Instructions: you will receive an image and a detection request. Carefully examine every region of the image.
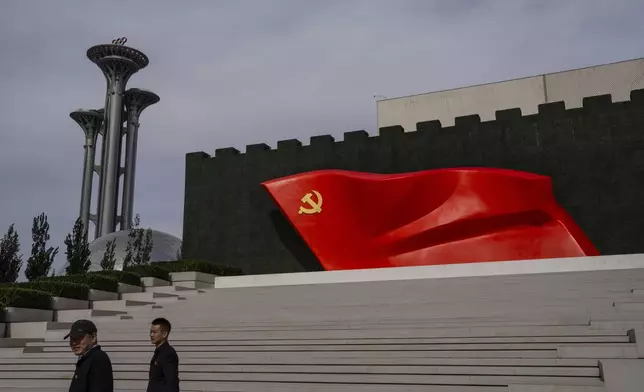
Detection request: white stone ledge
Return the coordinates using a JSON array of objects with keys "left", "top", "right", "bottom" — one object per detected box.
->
[
  {"left": 173, "top": 281, "right": 213, "bottom": 289},
  {"left": 141, "top": 277, "right": 170, "bottom": 287},
  {"left": 50, "top": 297, "right": 89, "bottom": 310},
  {"left": 214, "top": 254, "right": 644, "bottom": 289},
  {"left": 88, "top": 289, "right": 119, "bottom": 301},
  {"left": 170, "top": 271, "right": 216, "bottom": 289},
  {"left": 0, "top": 337, "right": 42, "bottom": 347},
  {"left": 599, "top": 359, "right": 644, "bottom": 392},
  {"left": 170, "top": 271, "right": 216, "bottom": 283},
  {"left": 0, "top": 308, "right": 53, "bottom": 323},
  {"left": 4, "top": 321, "right": 66, "bottom": 339},
  {"left": 117, "top": 283, "right": 143, "bottom": 294}
]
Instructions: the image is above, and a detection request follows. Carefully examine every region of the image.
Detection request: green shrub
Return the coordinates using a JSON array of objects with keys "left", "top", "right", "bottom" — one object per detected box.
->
[
  {"left": 156, "top": 260, "right": 243, "bottom": 276},
  {"left": 0, "top": 287, "right": 52, "bottom": 310},
  {"left": 123, "top": 264, "right": 170, "bottom": 281},
  {"left": 9, "top": 281, "right": 90, "bottom": 300},
  {"left": 40, "top": 274, "right": 119, "bottom": 293},
  {"left": 92, "top": 270, "right": 142, "bottom": 287}
]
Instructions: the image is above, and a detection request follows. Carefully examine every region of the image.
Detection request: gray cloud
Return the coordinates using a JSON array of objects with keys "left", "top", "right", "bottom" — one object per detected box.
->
[{"left": 1, "top": 0, "right": 643, "bottom": 276}]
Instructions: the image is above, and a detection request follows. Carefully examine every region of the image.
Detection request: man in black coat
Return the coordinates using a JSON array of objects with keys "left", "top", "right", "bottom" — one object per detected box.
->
[
  {"left": 66, "top": 319, "right": 114, "bottom": 392},
  {"left": 147, "top": 317, "right": 180, "bottom": 392}
]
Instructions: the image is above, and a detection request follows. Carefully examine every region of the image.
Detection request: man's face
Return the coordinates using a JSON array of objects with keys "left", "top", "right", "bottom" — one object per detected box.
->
[
  {"left": 69, "top": 334, "right": 95, "bottom": 355},
  {"left": 150, "top": 324, "right": 168, "bottom": 345}
]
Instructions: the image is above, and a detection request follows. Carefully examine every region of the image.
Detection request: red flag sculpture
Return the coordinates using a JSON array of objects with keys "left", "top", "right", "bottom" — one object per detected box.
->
[{"left": 262, "top": 168, "right": 599, "bottom": 271}]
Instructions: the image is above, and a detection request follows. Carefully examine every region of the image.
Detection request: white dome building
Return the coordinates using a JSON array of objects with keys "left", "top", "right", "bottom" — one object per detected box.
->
[{"left": 61, "top": 229, "right": 182, "bottom": 273}]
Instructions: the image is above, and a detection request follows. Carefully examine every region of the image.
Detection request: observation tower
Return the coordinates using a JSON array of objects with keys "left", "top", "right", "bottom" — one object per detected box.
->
[{"left": 70, "top": 37, "right": 158, "bottom": 239}]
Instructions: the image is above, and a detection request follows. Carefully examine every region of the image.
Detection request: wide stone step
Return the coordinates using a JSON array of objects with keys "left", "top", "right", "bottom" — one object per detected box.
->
[
  {"left": 0, "top": 371, "right": 605, "bottom": 387},
  {"left": 27, "top": 334, "right": 630, "bottom": 347},
  {"left": 187, "top": 298, "right": 625, "bottom": 310},
  {"left": 0, "top": 356, "right": 600, "bottom": 367},
  {"left": 166, "top": 305, "right": 604, "bottom": 318},
  {"left": 121, "top": 300, "right": 617, "bottom": 313},
  {"left": 26, "top": 342, "right": 631, "bottom": 352},
  {"left": 0, "top": 348, "right": 24, "bottom": 358},
  {"left": 137, "top": 310, "right": 618, "bottom": 325},
  {"left": 72, "top": 315, "right": 598, "bottom": 327},
  {"left": 24, "top": 335, "right": 630, "bottom": 348},
  {"left": 185, "top": 288, "right": 634, "bottom": 304},
  {"left": 0, "top": 338, "right": 44, "bottom": 347},
  {"left": 91, "top": 300, "right": 156, "bottom": 311},
  {"left": 80, "top": 314, "right": 618, "bottom": 329},
  {"left": 0, "top": 383, "right": 509, "bottom": 392},
  {"left": 135, "top": 287, "right": 629, "bottom": 300},
  {"left": 145, "top": 285, "right": 205, "bottom": 295},
  {"left": 87, "top": 309, "right": 595, "bottom": 323},
  {"left": 74, "top": 311, "right": 599, "bottom": 326},
  {"left": 119, "top": 292, "right": 181, "bottom": 302},
  {"left": 0, "top": 386, "right": 601, "bottom": 392},
  {"left": 72, "top": 325, "right": 629, "bottom": 340},
  {"left": 111, "top": 310, "right": 174, "bottom": 320},
  {"left": 17, "top": 349, "right": 561, "bottom": 358},
  {"left": 591, "top": 320, "right": 644, "bottom": 330},
  {"left": 613, "top": 301, "right": 644, "bottom": 312},
  {"left": 54, "top": 309, "right": 127, "bottom": 322},
  {"left": 508, "top": 386, "right": 605, "bottom": 392},
  {"left": 631, "top": 289, "right": 644, "bottom": 298},
  {"left": 591, "top": 312, "right": 644, "bottom": 323},
  {"left": 157, "top": 310, "right": 590, "bottom": 321},
  {"left": 173, "top": 298, "right": 620, "bottom": 308},
  {"left": 83, "top": 321, "right": 602, "bottom": 335},
  {"left": 557, "top": 344, "right": 639, "bottom": 358},
  {"left": 0, "top": 363, "right": 600, "bottom": 377}
]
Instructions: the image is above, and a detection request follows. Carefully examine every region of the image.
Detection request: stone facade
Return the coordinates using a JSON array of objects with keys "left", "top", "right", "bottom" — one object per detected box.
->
[{"left": 183, "top": 90, "right": 644, "bottom": 274}]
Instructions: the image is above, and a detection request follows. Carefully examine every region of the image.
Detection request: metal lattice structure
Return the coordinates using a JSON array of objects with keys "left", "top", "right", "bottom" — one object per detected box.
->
[{"left": 70, "top": 38, "right": 159, "bottom": 239}]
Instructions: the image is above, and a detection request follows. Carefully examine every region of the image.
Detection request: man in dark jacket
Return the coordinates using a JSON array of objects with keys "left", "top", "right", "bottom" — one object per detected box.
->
[
  {"left": 147, "top": 317, "right": 179, "bottom": 392},
  {"left": 66, "top": 319, "right": 114, "bottom": 392}
]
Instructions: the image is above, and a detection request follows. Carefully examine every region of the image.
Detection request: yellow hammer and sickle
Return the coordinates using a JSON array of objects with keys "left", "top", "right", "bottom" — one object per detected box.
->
[{"left": 298, "top": 190, "right": 323, "bottom": 215}]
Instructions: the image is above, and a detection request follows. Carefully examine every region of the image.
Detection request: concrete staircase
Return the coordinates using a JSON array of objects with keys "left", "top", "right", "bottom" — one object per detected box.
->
[{"left": 1, "top": 254, "right": 644, "bottom": 391}]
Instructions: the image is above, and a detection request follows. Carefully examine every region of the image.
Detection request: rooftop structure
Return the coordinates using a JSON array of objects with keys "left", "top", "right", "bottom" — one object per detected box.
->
[{"left": 377, "top": 57, "right": 644, "bottom": 131}]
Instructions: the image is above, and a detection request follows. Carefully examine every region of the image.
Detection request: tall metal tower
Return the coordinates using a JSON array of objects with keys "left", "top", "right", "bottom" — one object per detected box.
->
[
  {"left": 71, "top": 38, "right": 158, "bottom": 239},
  {"left": 121, "top": 88, "right": 160, "bottom": 230},
  {"left": 69, "top": 109, "right": 103, "bottom": 233}
]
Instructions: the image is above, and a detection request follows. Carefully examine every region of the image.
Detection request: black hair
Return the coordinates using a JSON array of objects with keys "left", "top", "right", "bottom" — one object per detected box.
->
[{"left": 151, "top": 317, "right": 172, "bottom": 333}]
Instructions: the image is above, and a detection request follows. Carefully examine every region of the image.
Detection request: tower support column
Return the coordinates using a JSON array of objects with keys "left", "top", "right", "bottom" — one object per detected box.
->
[
  {"left": 121, "top": 88, "right": 159, "bottom": 230},
  {"left": 121, "top": 112, "right": 138, "bottom": 229},
  {"left": 81, "top": 139, "right": 96, "bottom": 231},
  {"left": 98, "top": 81, "right": 125, "bottom": 236},
  {"left": 70, "top": 109, "right": 103, "bottom": 236},
  {"left": 95, "top": 92, "right": 110, "bottom": 238}
]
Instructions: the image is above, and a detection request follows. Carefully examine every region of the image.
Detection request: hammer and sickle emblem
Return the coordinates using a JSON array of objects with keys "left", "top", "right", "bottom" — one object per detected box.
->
[{"left": 298, "top": 190, "right": 323, "bottom": 215}]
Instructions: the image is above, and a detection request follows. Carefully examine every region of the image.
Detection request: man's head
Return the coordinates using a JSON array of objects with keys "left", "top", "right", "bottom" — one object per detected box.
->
[
  {"left": 64, "top": 319, "right": 98, "bottom": 356},
  {"left": 150, "top": 317, "right": 171, "bottom": 346}
]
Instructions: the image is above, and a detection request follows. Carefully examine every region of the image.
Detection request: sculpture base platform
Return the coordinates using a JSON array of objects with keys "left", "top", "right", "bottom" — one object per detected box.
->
[{"left": 214, "top": 254, "right": 644, "bottom": 289}]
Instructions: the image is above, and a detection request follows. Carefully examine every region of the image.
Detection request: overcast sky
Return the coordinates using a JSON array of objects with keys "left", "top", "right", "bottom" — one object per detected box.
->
[{"left": 1, "top": 0, "right": 643, "bottom": 276}]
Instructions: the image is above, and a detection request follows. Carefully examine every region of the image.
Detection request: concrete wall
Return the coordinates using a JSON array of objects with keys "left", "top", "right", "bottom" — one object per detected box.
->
[
  {"left": 183, "top": 90, "right": 644, "bottom": 275},
  {"left": 377, "top": 58, "right": 644, "bottom": 129}
]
